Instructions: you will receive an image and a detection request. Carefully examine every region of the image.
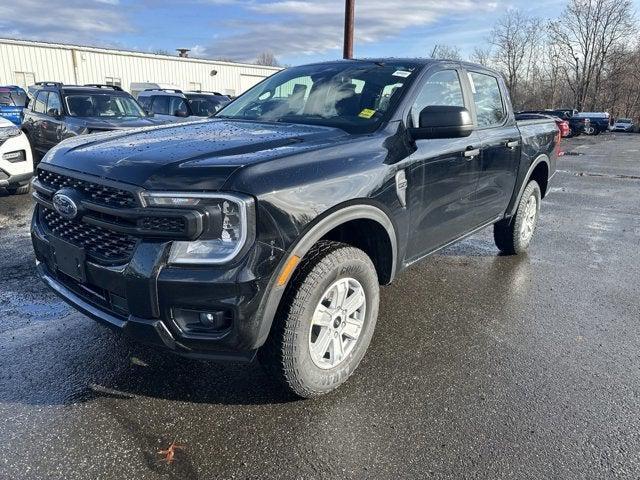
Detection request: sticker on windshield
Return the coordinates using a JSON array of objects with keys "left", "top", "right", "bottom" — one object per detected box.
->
[
  {"left": 358, "top": 108, "right": 376, "bottom": 119},
  {"left": 392, "top": 70, "right": 412, "bottom": 78}
]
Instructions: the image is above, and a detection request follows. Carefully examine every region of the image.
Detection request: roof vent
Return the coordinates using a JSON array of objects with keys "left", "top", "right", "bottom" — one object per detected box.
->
[{"left": 176, "top": 48, "right": 190, "bottom": 58}]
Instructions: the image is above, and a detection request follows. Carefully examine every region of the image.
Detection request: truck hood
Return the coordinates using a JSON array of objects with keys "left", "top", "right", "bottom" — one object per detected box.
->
[{"left": 43, "top": 119, "right": 350, "bottom": 190}]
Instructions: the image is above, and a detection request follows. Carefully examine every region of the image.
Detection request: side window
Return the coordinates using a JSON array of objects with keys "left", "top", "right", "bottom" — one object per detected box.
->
[
  {"left": 411, "top": 70, "right": 464, "bottom": 126},
  {"left": 137, "top": 96, "right": 151, "bottom": 110},
  {"left": 34, "top": 91, "right": 48, "bottom": 114},
  {"left": 151, "top": 96, "right": 170, "bottom": 115},
  {"left": 46, "top": 92, "right": 62, "bottom": 116},
  {"left": 468, "top": 72, "right": 505, "bottom": 128},
  {"left": 169, "top": 97, "right": 189, "bottom": 116}
]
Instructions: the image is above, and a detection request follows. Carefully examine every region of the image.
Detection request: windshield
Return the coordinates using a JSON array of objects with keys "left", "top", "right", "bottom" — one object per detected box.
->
[
  {"left": 217, "top": 61, "right": 419, "bottom": 134},
  {"left": 186, "top": 94, "right": 230, "bottom": 117},
  {"left": 0, "top": 88, "right": 27, "bottom": 107},
  {"left": 65, "top": 94, "right": 146, "bottom": 118},
  {"left": 618, "top": 118, "right": 631, "bottom": 123}
]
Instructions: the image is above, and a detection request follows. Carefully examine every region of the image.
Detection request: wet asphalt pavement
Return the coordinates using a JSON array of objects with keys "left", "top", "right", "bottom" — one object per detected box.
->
[{"left": 1, "top": 134, "right": 639, "bottom": 479}]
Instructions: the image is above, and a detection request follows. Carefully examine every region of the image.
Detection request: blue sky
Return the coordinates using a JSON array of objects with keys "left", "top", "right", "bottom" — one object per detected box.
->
[{"left": 0, "top": 0, "right": 638, "bottom": 65}]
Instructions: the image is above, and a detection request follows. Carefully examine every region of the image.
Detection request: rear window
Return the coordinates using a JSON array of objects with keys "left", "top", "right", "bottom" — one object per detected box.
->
[
  {"left": 468, "top": 71, "right": 506, "bottom": 128},
  {"left": 34, "top": 91, "right": 48, "bottom": 114},
  {"left": 0, "top": 88, "right": 28, "bottom": 107}
]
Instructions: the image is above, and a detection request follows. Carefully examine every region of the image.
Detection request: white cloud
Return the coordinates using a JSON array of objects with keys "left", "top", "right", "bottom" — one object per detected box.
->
[
  {"left": 0, "top": 0, "right": 130, "bottom": 44},
  {"left": 206, "top": 0, "right": 498, "bottom": 61}
]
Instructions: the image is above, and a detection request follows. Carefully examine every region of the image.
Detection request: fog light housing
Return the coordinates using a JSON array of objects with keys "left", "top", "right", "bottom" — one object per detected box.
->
[{"left": 172, "top": 308, "right": 232, "bottom": 336}]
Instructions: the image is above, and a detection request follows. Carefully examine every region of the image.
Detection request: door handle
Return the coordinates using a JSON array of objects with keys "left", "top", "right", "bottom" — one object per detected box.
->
[
  {"left": 506, "top": 140, "right": 520, "bottom": 149},
  {"left": 464, "top": 148, "right": 480, "bottom": 159}
]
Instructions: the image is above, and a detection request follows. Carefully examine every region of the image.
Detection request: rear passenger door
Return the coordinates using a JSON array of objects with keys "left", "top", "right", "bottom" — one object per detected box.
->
[{"left": 466, "top": 70, "right": 521, "bottom": 222}]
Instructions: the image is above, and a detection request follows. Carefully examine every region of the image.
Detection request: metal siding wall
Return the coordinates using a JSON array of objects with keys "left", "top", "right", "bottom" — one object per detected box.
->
[
  {"left": 0, "top": 41, "right": 280, "bottom": 95},
  {"left": 0, "top": 43, "right": 76, "bottom": 85}
]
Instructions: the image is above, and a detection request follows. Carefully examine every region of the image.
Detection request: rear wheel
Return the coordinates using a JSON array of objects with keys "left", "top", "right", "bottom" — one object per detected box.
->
[
  {"left": 494, "top": 180, "right": 541, "bottom": 255},
  {"left": 259, "top": 240, "right": 380, "bottom": 398}
]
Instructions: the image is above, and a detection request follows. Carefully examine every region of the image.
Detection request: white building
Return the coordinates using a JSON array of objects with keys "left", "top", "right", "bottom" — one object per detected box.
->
[{"left": 0, "top": 38, "right": 281, "bottom": 97}]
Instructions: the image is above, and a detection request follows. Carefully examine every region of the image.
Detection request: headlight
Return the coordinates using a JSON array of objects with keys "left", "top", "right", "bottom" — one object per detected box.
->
[
  {"left": 0, "top": 126, "right": 21, "bottom": 145},
  {"left": 141, "top": 192, "right": 254, "bottom": 265}
]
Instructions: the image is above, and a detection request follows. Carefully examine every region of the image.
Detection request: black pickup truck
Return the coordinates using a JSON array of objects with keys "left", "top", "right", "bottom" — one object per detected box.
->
[{"left": 31, "top": 59, "right": 558, "bottom": 397}]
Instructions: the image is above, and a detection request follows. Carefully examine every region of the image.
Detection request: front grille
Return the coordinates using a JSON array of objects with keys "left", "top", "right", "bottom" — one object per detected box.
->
[
  {"left": 41, "top": 207, "right": 138, "bottom": 262},
  {"left": 38, "top": 170, "right": 137, "bottom": 208},
  {"left": 139, "top": 216, "right": 186, "bottom": 233},
  {"left": 34, "top": 167, "right": 203, "bottom": 266}
]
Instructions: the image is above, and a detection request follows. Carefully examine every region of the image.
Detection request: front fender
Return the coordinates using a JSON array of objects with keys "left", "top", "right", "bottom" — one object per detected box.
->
[{"left": 249, "top": 202, "right": 398, "bottom": 350}]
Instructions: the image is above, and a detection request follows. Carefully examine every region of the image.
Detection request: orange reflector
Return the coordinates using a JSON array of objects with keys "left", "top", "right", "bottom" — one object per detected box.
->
[{"left": 277, "top": 255, "right": 300, "bottom": 286}]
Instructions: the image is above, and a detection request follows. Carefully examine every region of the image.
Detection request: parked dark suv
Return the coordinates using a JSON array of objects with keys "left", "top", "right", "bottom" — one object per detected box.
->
[
  {"left": 21, "top": 83, "right": 166, "bottom": 162},
  {"left": 137, "top": 89, "right": 231, "bottom": 120}
]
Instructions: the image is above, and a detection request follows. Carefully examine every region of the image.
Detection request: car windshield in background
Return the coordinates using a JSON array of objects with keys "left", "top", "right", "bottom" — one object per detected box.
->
[
  {"left": 217, "top": 61, "right": 420, "bottom": 134},
  {"left": 617, "top": 118, "right": 631, "bottom": 123},
  {"left": 186, "top": 94, "right": 230, "bottom": 116},
  {"left": 65, "top": 94, "right": 146, "bottom": 118},
  {"left": 0, "top": 88, "right": 28, "bottom": 107}
]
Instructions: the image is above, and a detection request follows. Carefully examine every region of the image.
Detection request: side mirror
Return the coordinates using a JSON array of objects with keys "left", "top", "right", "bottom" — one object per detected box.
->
[
  {"left": 144, "top": 109, "right": 154, "bottom": 117},
  {"left": 174, "top": 110, "right": 189, "bottom": 118},
  {"left": 410, "top": 105, "right": 474, "bottom": 140},
  {"left": 47, "top": 108, "right": 60, "bottom": 117}
]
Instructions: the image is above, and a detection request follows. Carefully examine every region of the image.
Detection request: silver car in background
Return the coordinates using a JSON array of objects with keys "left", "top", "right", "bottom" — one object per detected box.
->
[{"left": 611, "top": 118, "right": 635, "bottom": 133}]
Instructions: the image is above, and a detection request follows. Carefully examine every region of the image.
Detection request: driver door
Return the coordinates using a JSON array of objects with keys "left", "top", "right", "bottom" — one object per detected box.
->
[{"left": 404, "top": 67, "right": 483, "bottom": 261}]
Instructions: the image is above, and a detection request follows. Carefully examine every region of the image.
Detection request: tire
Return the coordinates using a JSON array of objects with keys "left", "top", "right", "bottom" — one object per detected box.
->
[
  {"left": 7, "top": 184, "right": 30, "bottom": 195},
  {"left": 259, "top": 240, "right": 380, "bottom": 398},
  {"left": 493, "top": 180, "right": 541, "bottom": 255}
]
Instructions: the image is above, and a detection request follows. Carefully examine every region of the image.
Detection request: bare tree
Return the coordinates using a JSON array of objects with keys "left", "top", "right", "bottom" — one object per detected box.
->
[
  {"left": 428, "top": 44, "right": 462, "bottom": 60},
  {"left": 548, "top": 0, "right": 636, "bottom": 110},
  {"left": 255, "top": 51, "right": 281, "bottom": 67},
  {"left": 489, "top": 10, "right": 542, "bottom": 108},
  {"left": 470, "top": 46, "right": 492, "bottom": 66}
]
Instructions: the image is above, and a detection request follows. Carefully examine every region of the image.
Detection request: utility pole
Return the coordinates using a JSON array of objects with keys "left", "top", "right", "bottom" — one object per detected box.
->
[{"left": 343, "top": 0, "right": 355, "bottom": 59}]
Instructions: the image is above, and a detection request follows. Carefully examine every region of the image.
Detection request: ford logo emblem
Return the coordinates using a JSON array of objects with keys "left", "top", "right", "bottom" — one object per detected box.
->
[{"left": 52, "top": 191, "right": 79, "bottom": 220}]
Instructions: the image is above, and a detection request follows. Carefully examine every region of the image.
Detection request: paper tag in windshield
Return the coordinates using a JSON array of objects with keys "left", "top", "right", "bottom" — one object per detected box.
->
[
  {"left": 358, "top": 108, "right": 376, "bottom": 119},
  {"left": 392, "top": 70, "right": 412, "bottom": 78}
]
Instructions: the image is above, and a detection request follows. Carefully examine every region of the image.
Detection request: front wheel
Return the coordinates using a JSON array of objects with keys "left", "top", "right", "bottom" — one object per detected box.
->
[
  {"left": 494, "top": 180, "right": 541, "bottom": 255},
  {"left": 259, "top": 241, "right": 380, "bottom": 398}
]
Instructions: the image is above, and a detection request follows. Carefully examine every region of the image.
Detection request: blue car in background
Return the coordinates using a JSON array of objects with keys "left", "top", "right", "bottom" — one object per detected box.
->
[{"left": 0, "top": 86, "right": 28, "bottom": 125}]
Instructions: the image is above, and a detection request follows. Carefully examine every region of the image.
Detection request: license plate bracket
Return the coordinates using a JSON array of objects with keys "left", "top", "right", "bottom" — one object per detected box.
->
[{"left": 51, "top": 237, "right": 87, "bottom": 283}]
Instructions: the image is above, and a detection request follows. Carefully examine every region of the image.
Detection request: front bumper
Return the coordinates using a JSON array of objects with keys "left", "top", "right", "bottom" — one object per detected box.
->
[
  {"left": 32, "top": 214, "right": 285, "bottom": 361},
  {"left": 0, "top": 133, "right": 34, "bottom": 187},
  {"left": 0, "top": 171, "right": 32, "bottom": 187}
]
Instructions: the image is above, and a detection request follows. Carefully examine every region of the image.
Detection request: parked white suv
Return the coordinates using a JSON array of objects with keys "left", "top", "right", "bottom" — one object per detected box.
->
[{"left": 0, "top": 117, "right": 33, "bottom": 195}]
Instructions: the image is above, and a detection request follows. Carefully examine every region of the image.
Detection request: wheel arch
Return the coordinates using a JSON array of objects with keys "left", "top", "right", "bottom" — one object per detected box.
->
[
  {"left": 251, "top": 202, "right": 398, "bottom": 349},
  {"left": 508, "top": 154, "right": 550, "bottom": 217}
]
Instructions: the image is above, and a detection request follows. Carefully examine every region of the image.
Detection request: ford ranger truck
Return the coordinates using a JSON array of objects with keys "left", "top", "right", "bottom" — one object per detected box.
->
[{"left": 31, "top": 59, "right": 558, "bottom": 398}]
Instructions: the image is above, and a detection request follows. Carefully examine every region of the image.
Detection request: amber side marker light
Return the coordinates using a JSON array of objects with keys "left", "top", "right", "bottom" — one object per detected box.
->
[{"left": 277, "top": 255, "right": 300, "bottom": 286}]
